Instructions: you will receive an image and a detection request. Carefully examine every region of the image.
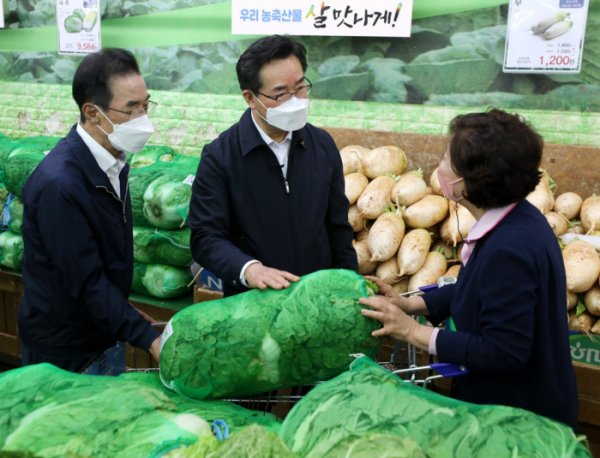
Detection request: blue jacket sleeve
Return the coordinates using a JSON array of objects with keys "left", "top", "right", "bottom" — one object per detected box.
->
[
  {"left": 188, "top": 144, "right": 254, "bottom": 288},
  {"left": 37, "top": 180, "right": 158, "bottom": 351},
  {"left": 423, "top": 284, "right": 456, "bottom": 327},
  {"left": 435, "top": 248, "right": 537, "bottom": 373},
  {"left": 325, "top": 137, "right": 359, "bottom": 271}
]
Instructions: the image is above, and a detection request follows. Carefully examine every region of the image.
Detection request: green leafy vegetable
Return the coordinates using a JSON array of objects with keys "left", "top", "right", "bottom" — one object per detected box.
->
[
  {"left": 206, "top": 424, "right": 299, "bottom": 458},
  {"left": 131, "top": 145, "right": 178, "bottom": 170},
  {"left": 576, "top": 301, "right": 587, "bottom": 317},
  {"left": 0, "top": 151, "right": 45, "bottom": 198},
  {"left": 81, "top": 10, "right": 98, "bottom": 32},
  {"left": 280, "top": 356, "right": 591, "bottom": 458},
  {"left": 133, "top": 226, "right": 192, "bottom": 267},
  {"left": 131, "top": 262, "right": 192, "bottom": 299},
  {"left": 159, "top": 269, "right": 381, "bottom": 400},
  {"left": 143, "top": 174, "right": 193, "bottom": 230},
  {"left": 0, "top": 230, "right": 24, "bottom": 271},
  {"left": 71, "top": 8, "right": 85, "bottom": 21},
  {"left": 325, "top": 434, "right": 426, "bottom": 458},
  {"left": 64, "top": 15, "right": 82, "bottom": 33},
  {"left": 7, "top": 198, "right": 23, "bottom": 234}
]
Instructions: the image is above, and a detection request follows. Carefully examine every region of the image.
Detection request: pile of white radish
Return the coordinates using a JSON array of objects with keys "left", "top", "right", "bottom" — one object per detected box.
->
[{"left": 341, "top": 144, "right": 600, "bottom": 337}]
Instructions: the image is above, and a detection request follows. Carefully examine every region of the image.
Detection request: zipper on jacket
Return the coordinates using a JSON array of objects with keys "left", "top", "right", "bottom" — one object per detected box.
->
[
  {"left": 96, "top": 170, "right": 129, "bottom": 224},
  {"left": 285, "top": 180, "right": 290, "bottom": 194}
]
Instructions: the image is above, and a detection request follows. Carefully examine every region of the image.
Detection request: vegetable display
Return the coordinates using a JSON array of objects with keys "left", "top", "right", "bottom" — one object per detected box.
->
[
  {"left": 159, "top": 269, "right": 380, "bottom": 400},
  {"left": 0, "top": 231, "right": 24, "bottom": 271},
  {"left": 132, "top": 262, "right": 193, "bottom": 299},
  {"left": 279, "top": 356, "right": 591, "bottom": 458},
  {"left": 133, "top": 226, "right": 193, "bottom": 267}
]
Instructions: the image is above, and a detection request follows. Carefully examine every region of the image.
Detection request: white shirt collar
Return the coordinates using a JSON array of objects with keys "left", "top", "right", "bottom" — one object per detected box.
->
[
  {"left": 76, "top": 123, "right": 126, "bottom": 173},
  {"left": 250, "top": 111, "right": 292, "bottom": 146}
]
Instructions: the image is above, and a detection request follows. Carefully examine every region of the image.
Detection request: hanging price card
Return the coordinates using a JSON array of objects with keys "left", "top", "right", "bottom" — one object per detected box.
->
[
  {"left": 56, "top": 0, "right": 101, "bottom": 55},
  {"left": 503, "top": 0, "right": 590, "bottom": 73}
]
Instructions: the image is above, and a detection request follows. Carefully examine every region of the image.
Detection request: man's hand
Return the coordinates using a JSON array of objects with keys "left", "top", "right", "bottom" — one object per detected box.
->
[
  {"left": 245, "top": 263, "right": 300, "bottom": 290},
  {"left": 149, "top": 337, "right": 161, "bottom": 363},
  {"left": 134, "top": 307, "right": 157, "bottom": 324}
]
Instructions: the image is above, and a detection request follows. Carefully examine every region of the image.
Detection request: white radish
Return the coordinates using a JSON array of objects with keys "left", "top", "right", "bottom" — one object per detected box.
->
[
  {"left": 397, "top": 229, "right": 431, "bottom": 277},
  {"left": 581, "top": 196, "right": 600, "bottom": 234},
  {"left": 356, "top": 228, "right": 370, "bottom": 242},
  {"left": 526, "top": 180, "right": 553, "bottom": 214},
  {"left": 376, "top": 258, "right": 401, "bottom": 285},
  {"left": 344, "top": 173, "right": 369, "bottom": 205},
  {"left": 441, "top": 202, "right": 475, "bottom": 246},
  {"left": 403, "top": 196, "right": 449, "bottom": 229},
  {"left": 425, "top": 187, "right": 434, "bottom": 196},
  {"left": 444, "top": 264, "right": 461, "bottom": 279},
  {"left": 568, "top": 310, "right": 595, "bottom": 335},
  {"left": 361, "top": 146, "right": 407, "bottom": 179},
  {"left": 544, "top": 20, "right": 572, "bottom": 40},
  {"left": 554, "top": 192, "right": 583, "bottom": 220},
  {"left": 348, "top": 204, "right": 366, "bottom": 232},
  {"left": 584, "top": 285, "right": 600, "bottom": 317},
  {"left": 408, "top": 251, "right": 447, "bottom": 291},
  {"left": 340, "top": 150, "right": 364, "bottom": 176},
  {"left": 356, "top": 176, "right": 396, "bottom": 220},
  {"left": 567, "top": 225, "right": 586, "bottom": 235},
  {"left": 562, "top": 240, "right": 600, "bottom": 293},
  {"left": 430, "top": 167, "right": 444, "bottom": 196},
  {"left": 530, "top": 12, "right": 568, "bottom": 34},
  {"left": 354, "top": 240, "right": 379, "bottom": 275},
  {"left": 593, "top": 319, "right": 600, "bottom": 335},
  {"left": 368, "top": 212, "right": 405, "bottom": 262},
  {"left": 567, "top": 291, "right": 578, "bottom": 311},
  {"left": 457, "top": 242, "right": 464, "bottom": 263},
  {"left": 545, "top": 211, "right": 568, "bottom": 237},
  {"left": 432, "top": 239, "right": 454, "bottom": 262},
  {"left": 391, "top": 174, "right": 427, "bottom": 207},
  {"left": 559, "top": 233, "right": 600, "bottom": 253},
  {"left": 393, "top": 277, "right": 411, "bottom": 295},
  {"left": 340, "top": 145, "right": 370, "bottom": 160}
]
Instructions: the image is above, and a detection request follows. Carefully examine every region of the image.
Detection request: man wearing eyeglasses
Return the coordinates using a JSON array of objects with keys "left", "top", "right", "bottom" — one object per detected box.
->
[
  {"left": 17, "top": 48, "right": 162, "bottom": 372},
  {"left": 188, "top": 35, "right": 358, "bottom": 297}
]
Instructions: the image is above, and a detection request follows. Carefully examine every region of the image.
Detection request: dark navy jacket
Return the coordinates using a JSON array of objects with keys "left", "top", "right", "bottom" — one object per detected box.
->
[
  {"left": 424, "top": 200, "right": 578, "bottom": 429},
  {"left": 188, "top": 109, "right": 358, "bottom": 297},
  {"left": 18, "top": 125, "right": 159, "bottom": 361}
]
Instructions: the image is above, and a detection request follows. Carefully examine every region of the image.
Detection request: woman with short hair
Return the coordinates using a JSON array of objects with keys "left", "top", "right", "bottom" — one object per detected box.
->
[{"left": 361, "top": 109, "right": 578, "bottom": 429}]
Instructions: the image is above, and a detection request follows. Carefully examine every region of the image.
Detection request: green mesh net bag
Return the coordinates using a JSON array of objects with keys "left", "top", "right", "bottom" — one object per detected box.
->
[
  {"left": 173, "top": 155, "right": 200, "bottom": 169},
  {"left": 7, "top": 198, "right": 23, "bottom": 234},
  {"left": 132, "top": 261, "right": 193, "bottom": 299},
  {"left": 0, "top": 230, "right": 24, "bottom": 271},
  {"left": 0, "top": 142, "right": 48, "bottom": 165},
  {"left": 119, "top": 372, "right": 282, "bottom": 434},
  {"left": 0, "top": 151, "right": 45, "bottom": 198},
  {"left": 133, "top": 226, "right": 192, "bottom": 267},
  {"left": 130, "top": 145, "right": 178, "bottom": 170},
  {"left": 0, "top": 364, "right": 215, "bottom": 458},
  {"left": 129, "top": 163, "right": 196, "bottom": 230},
  {"left": 159, "top": 269, "right": 381, "bottom": 401},
  {"left": 12, "top": 137, "right": 61, "bottom": 148},
  {"left": 279, "top": 356, "right": 592, "bottom": 458}
]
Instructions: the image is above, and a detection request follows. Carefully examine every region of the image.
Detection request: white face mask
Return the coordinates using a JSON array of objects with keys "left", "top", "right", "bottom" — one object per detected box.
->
[
  {"left": 95, "top": 105, "right": 154, "bottom": 154},
  {"left": 253, "top": 95, "right": 308, "bottom": 132}
]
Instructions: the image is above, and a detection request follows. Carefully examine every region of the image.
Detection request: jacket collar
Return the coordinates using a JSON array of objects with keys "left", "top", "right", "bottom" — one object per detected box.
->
[
  {"left": 65, "top": 124, "right": 116, "bottom": 190},
  {"left": 239, "top": 108, "right": 305, "bottom": 157}
]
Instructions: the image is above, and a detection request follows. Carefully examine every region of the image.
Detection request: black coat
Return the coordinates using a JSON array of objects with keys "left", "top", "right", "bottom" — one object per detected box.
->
[
  {"left": 424, "top": 200, "right": 578, "bottom": 429},
  {"left": 18, "top": 125, "right": 159, "bottom": 361},
  {"left": 188, "top": 109, "right": 358, "bottom": 297}
]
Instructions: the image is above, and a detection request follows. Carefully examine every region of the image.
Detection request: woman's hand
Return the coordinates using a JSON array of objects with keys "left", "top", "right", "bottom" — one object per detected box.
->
[
  {"left": 364, "top": 276, "right": 419, "bottom": 314},
  {"left": 359, "top": 296, "right": 418, "bottom": 341}
]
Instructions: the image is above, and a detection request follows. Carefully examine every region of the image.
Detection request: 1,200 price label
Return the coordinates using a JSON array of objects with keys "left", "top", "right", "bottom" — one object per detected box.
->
[
  {"left": 540, "top": 55, "right": 575, "bottom": 66},
  {"left": 77, "top": 43, "right": 97, "bottom": 51}
]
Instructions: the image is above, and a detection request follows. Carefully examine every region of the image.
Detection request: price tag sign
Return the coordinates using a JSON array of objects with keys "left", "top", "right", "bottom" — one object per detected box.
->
[
  {"left": 503, "top": 0, "right": 590, "bottom": 73},
  {"left": 56, "top": 0, "right": 101, "bottom": 55}
]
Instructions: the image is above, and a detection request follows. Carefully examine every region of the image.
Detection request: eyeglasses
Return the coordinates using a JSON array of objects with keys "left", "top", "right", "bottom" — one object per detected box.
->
[
  {"left": 106, "top": 100, "right": 158, "bottom": 120},
  {"left": 257, "top": 78, "right": 313, "bottom": 103}
]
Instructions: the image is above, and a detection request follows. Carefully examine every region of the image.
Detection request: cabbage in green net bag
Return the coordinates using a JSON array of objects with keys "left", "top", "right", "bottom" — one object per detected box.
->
[
  {"left": 0, "top": 151, "right": 45, "bottom": 198},
  {"left": 159, "top": 269, "right": 381, "bottom": 401},
  {"left": 12, "top": 137, "right": 61, "bottom": 148},
  {"left": 0, "top": 230, "right": 24, "bottom": 271},
  {"left": 132, "top": 261, "right": 193, "bottom": 299},
  {"left": 129, "top": 163, "right": 195, "bottom": 230},
  {"left": 0, "top": 364, "right": 213, "bottom": 458},
  {"left": 130, "top": 145, "right": 178, "bottom": 170},
  {"left": 173, "top": 155, "right": 200, "bottom": 169},
  {"left": 279, "top": 356, "right": 592, "bottom": 458},
  {"left": 7, "top": 198, "right": 23, "bottom": 234},
  {"left": 133, "top": 226, "right": 192, "bottom": 267},
  {"left": 0, "top": 142, "right": 48, "bottom": 166}
]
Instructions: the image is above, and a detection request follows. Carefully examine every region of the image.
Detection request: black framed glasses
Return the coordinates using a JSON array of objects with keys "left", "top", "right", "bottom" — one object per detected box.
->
[
  {"left": 106, "top": 100, "right": 158, "bottom": 120},
  {"left": 257, "top": 78, "right": 313, "bottom": 103}
]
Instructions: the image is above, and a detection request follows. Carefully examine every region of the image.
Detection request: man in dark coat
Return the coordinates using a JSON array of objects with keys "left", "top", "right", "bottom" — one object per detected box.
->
[{"left": 188, "top": 36, "right": 357, "bottom": 297}]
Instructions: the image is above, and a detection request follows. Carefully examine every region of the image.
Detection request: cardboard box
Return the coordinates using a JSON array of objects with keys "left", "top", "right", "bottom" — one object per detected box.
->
[
  {"left": 570, "top": 331, "right": 600, "bottom": 367},
  {"left": 194, "top": 286, "right": 224, "bottom": 304}
]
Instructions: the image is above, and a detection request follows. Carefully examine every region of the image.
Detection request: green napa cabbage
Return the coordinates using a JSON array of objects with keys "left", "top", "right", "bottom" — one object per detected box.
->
[
  {"left": 131, "top": 146, "right": 177, "bottom": 170},
  {"left": 207, "top": 424, "right": 298, "bottom": 458},
  {"left": 325, "top": 434, "right": 426, "bottom": 458},
  {"left": 143, "top": 175, "right": 192, "bottom": 230},
  {"left": 64, "top": 15, "right": 82, "bottom": 33},
  {"left": 0, "top": 230, "right": 24, "bottom": 271},
  {"left": 133, "top": 226, "right": 192, "bottom": 267},
  {"left": 132, "top": 262, "right": 192, "bottom": 299},
  {"left": 72, "top": 8, "right": 85, "bottom": 20},
  {"left": 82, "top": 11, "right": 97, "bottom": 32},
  {"left": 0, "top": 151, "right": 45, "bottom": 198},
  {"left": 8, "top": 198, "right": 23, "bottom": 235}
]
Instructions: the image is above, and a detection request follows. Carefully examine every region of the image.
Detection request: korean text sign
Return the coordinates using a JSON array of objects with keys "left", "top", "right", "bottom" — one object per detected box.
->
[
  {"left": 56, "top": 0, "right": 101, "bottom": 55},
  {"left": 232, "top": 1, "right": 413, "bottom": 37}
]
